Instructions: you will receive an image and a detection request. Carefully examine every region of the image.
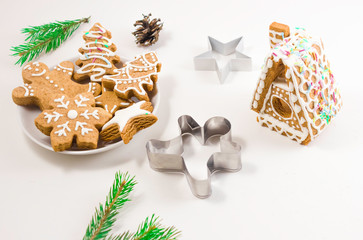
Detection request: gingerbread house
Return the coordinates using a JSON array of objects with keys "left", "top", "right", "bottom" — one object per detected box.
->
[{"left": 251, "top": 22, "right": 342, "bottom": 145}]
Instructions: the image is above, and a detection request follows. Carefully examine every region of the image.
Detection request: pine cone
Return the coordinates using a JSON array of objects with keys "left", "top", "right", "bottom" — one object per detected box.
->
[{"left": 132, "top": 14, "right": 163, "bottom": 46}]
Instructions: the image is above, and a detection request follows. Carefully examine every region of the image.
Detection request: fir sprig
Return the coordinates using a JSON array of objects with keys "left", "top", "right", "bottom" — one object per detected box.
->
[
  {"left": 108, "top": 215, "right": 180, "bottom": 240},
  {"left": 11, "top": 16, "right": 90, "bottom": 66},
  {"left": 83, "top": 172, "right": 136, "bottom": 240},
  {"left": 83, "top": 172, "right": 180, "bottom": 240},
  {"left": 130, "top": 215, "right": 180, "bottom": 240}
]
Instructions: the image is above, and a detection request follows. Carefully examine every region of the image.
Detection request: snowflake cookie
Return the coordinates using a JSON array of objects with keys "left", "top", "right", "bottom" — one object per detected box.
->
[
  {"left": 35, "top": 93, "right": 112, "bottom": 151},
  {"left": 12, "top": 61, "right": 102, "bottom": 110},
  {"left": 102, "top": 52, "right": 161, "bottom": 102},
  {"left": 100, "top": 101, "right": 157, "bottom": 144}
]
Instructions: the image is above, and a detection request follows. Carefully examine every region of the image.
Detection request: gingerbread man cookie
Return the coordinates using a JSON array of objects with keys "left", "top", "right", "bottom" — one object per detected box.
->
[
  {"left": 100, "top": 101, "right": 157, "bottom": 144},
  {"left": 74, "top": 23, "right": 121, "bottom": 82},
  {"left": 35, "top": 92, "right": 112, "bottom": 151},
  {"left": 102, "top": 52, "right": 161, "bottom": 101},
  {"left": 12, "top": 61, "right": 101, "bottom": 110}
]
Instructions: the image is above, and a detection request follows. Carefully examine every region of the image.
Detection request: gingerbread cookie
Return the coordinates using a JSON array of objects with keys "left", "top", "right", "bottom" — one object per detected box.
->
[
  {"left": 251, "top": 22, "right": 342, "bottom": 145},
  {"left": 12, "top": 61, "right": 101, "bottom": 110},
  {"left": 74, "top": 23, "right": 121, "bottom": 82},
  {"left": 35, "top": 92, "right": 112, "bottom": 151},
  {"left": 95, "top": 86, "right": 134, "bottom": 115},
  {"left": 102, "top": 52, "right": 161, "bottom": 101},
  {"left": 100, "top": 101, "right": 157, "bottom": 144}
]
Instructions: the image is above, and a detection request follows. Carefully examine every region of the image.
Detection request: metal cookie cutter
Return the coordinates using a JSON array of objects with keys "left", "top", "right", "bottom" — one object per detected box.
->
[
  {"left": 146, "top": 115, "right": 242, "bottom": 199},
  {"left": 194, "top": 36, "right": 252, "bottom": 84}
]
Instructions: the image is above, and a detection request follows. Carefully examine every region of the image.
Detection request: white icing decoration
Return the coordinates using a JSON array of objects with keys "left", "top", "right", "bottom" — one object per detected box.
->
[
  {"left": 259, "top": 81, "right": 264, "bottom": 88},
  {"left": 55, "top": 121, "right": 71, "bottom": 136},
  {"left": 80, "top": 109, "right": 99, "bottom": 119},
  {"left": 44, "top": 111, "right": 63, "bottom": 123},
  {"left": 20, "top": 86, "right": 30, "bottom": 96},
  {"left": 269, "top": 29, "right": 285, "bottom": 47},
  {"left": 74, "top": 95, "right": 90, "bottom": 107},
  {"left": 56, "top": 63, "right": 72, "bottom": 71},
  {"left": 104, "top": 104, "right": 109, "bottom": 112},
  {"left": 102, "top": 101, "right": 151, "bottom": 132},
  {"left": 54, "top": 96, "right": 69, "bottom": 109},
  {"left": 110, "top": 105, "right": 117, "bottom": 113},
  {"left": 258, "top": 115, "right": 308, "bottom": 143},
  {"left": 103, "top": 52, "right": 159, "bottom": 98},
  {"left": 31, "top": 69, "right": 46, "bottom": 76},
  {"left": 87, "top": 83, "right": 96, "bottom": 93},
  {"left": 76, "top": 24, "right": 115, "bottom": 81},
  {"left": 75, "top": 121, "right": 93, "bottom": 135},
  {"left": 67, "top": 110, "right": 78, "bottom": 119},
  {"left": 270, "top": 95, "right": 293, "bottom": 120}
]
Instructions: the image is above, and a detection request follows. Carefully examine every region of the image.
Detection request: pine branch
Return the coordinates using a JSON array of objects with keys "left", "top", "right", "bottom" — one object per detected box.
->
[
  {"left": 11, "top": 16, "right": 90, "bottom": 66},
  {"left": 106, "top": 232, "right": 132, "bottom": 240},
  {"left": 109, "top": 215, "right": 180, "bottom": 240},
  {"left": 83, "top": 172, "right": 136, "bottom": 240},
  {"left": 131, "top": 215, "right": 180, "bottom": 240},
  {"left": 22, "top": 16, "right": 90, "bottom": 42}
]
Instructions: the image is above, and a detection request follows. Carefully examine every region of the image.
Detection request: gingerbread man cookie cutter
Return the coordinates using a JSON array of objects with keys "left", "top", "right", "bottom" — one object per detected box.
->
[
  {"left": 194, "top": 36, "right": 252, "bottom": 84},
  {"left": 146, "top": 115, "right": 242, "bottom": 199}
]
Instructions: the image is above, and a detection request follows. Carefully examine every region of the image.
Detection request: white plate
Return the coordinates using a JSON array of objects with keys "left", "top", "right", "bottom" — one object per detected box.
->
[{"left": 18, "top": 61, "right": 160, "bottom": 155}]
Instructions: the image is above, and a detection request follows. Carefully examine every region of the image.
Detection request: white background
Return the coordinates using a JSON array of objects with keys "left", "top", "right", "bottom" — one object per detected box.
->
[{"left": 0, "top": 0, "right": 363, "bottom": 239}]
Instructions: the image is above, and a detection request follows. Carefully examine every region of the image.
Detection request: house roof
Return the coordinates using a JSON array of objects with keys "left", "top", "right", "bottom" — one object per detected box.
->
[{"left": 251, "top": 28, "right": 342, "bottom": 140}]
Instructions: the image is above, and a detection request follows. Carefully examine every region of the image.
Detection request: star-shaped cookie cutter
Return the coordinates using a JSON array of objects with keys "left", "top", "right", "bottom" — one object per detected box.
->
[
  {"left": 194, "top": 36, "right": 252, "bottom": 84},
  {"left": 146, "top": 115, "right": 242, "bottom": 199}
]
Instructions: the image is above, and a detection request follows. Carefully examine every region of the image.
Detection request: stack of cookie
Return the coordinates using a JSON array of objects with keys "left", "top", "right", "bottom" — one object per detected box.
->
[{"left": 12, "top": 23, "right": 160, "bottom": 152}]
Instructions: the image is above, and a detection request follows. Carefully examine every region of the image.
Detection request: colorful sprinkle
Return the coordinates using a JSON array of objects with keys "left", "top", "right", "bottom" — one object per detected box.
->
[{"left": 269, "top": 28, "right": 339, "bottom": 126}]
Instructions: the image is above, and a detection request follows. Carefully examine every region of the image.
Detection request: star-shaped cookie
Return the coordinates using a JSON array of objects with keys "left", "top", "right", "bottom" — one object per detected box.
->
[
  {"left": 100, "top": 101, "right": 157, "bottom": 144},
  {"left": 94, "top": 87, "right": 134, "bottom": 115}
]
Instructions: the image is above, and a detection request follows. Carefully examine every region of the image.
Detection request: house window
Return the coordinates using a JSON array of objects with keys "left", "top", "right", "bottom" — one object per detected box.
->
[{"left": 271, "top": 96, "right": 292, "bottom": 119}]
